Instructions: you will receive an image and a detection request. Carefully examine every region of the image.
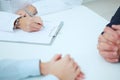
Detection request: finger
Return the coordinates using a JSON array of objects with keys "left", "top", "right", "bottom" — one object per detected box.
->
[
  {"left": 116, "top": 30, "right": 120, "bottom": 36},
  {"left": 99, "top": 51, "right": 119, "bottom": 59},
  {"left": 31, "top": 22, "right": 43, "bottom": 29},
  {"left": 75, "top": 72, "right": 85, "bottom": 80},
  {"left": 64, "top": 54, "right": 71, "bottom": 61},
  {"left": 98, "top": 42, "right": 118, "bottom": 51},
  {"left": 29, "top": 23, "right": 42, "bottom": 32},
  {"left": 51, "top": 54, "right": 62, "bottom": 61},
  {"left": 98, "top": 35, "right": 107, "bottom": 43},
  {"left": 115, "top": 31, "right": 120, "bottom": 44},
  {"left": 75, "top": 77, "right": 84, "bottom": 80},
  {"left": 75, "top": 66, "right": 83, "bottom": 75},
  {"left": 32, "top": 16, "right": 43, "bottom": 25},
  {"left": 118, "top": 49, "right": 120, "bottom": 57},
  {"left": 75, "top": 68, "right": 81, "bottom": 76},
  {"left": 79, "top": 72, "right": 85, "bottom": 79},
  {"left": 28, "top": 27, "right": 40, "bottom": 32},
  {"left": 103, "top": 33, "right": 117, "bottom": 45},
  {"left": 70, "top": 58, "right": 75, "bottom": 67},
  {"left": 105, "top": 58, "right": 119, "bottom": 63},
  {"left": 103, "top": 27, "right": 118, "bottom": 43},
  {"left": 74, "top": 62, "right": 79, "bottom": 70},
  {"left": 98, "top": 37, "right": 114, "bottom": 47}
]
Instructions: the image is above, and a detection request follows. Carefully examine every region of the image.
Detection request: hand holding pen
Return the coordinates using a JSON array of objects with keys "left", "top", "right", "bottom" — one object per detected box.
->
[
  {"left": 15, "top": 5, "right": 44, "bottom": 32},
  {"left": 15, "top": 16, "right": 43, "bottom": 32}
]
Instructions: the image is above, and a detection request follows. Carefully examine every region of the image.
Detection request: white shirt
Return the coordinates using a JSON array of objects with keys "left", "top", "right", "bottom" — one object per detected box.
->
[
  {"left": 0, "top": 11, "right": 19, "bottom": 32},
  {"left": 0, "top": 59, "right": 59, "bottom": 80},
  {"left": 0, "top": 0, "right": 83, "bottom": 32},
  {"left": 0, "top": 0, "right": 38, "bottom": 13},
  {"left": 0, "top": 0, "right": 39, "bottom": 32}
]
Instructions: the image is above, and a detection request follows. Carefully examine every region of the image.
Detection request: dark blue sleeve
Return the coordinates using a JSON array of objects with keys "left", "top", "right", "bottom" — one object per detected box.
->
[
  {"left": 107, "top": 7, "right": 120, "bottom": 27},
  {"left": 101, "top": 7, "right": 120, "bottom": 34}
]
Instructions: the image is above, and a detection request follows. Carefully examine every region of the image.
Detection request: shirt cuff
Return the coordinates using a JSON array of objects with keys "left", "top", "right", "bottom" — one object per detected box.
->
[
  {"left": 42, "top": 75, "right": 59, "bottom": 80},
  {"left": 18, "top": 59, "right": 40, "bottom": 77},
  {"left": 0, "top": 12, "right": 20, "bottom": 32}
]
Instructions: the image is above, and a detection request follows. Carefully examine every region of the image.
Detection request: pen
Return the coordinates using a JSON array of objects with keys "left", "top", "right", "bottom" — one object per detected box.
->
[{"left": 49, "top": 21, "right": 64, "bottom": 37}]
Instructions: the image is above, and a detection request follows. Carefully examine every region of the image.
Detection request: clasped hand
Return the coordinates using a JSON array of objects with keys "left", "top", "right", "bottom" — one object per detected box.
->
[{"left": 98, "top": 25, "right": 120, "bottom": 63}]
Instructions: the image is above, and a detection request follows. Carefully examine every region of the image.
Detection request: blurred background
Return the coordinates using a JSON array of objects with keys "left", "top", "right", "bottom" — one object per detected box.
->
[{"left": 83, "top": 0, "right": 120, "bottom": 21}]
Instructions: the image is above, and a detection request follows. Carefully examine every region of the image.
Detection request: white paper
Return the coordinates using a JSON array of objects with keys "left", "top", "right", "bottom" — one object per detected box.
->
[{"left": 0, "top": 20, "right": 63, "bottom": 45}]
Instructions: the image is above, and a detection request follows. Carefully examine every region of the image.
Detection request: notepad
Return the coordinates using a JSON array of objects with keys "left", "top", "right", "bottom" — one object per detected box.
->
[{"left": 0, "top": 21, "right": 64, "bottom": 45}]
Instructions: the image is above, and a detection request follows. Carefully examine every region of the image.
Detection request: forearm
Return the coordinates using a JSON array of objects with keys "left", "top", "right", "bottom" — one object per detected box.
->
[{"left": 0, "top": 59, "right": 40, "bottom": 80}]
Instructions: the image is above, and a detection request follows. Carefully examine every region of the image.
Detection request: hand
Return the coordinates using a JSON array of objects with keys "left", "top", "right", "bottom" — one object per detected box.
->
[
  {"left": 16, "top": 5, "right": 37, "bottom": 17},
  {"left": 97, "top": 26, "right": 120, "bottom": 63},
  {"left": 16, "top": 9, "right": 29, "bottom": 17},
  {"left": 18, "top": 16, "right": 43, "bottom": 32},
  {"left": 112, "top": 25, "right": 120, "bottom": 56},
  {"left": 40, "top": 54, "right": 84, "bottom": 80}
]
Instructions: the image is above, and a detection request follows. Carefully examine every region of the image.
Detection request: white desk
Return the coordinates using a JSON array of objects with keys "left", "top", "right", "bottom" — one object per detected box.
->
[{"left": 0, "top": 6, "right": 120, "bottom": 80}]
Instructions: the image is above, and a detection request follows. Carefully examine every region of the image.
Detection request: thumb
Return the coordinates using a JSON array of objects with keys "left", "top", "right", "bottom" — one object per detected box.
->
[
  {"left": 52, "top": 54, "right": 62, "bottom": 61},
  {"left": 112, "top": 25, "right": 120, "bottom": 30}
]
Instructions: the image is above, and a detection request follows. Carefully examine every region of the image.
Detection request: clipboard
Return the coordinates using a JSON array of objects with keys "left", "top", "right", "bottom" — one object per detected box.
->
[{"left": 0, "top": 21, "right": 64, "bottom": 45}]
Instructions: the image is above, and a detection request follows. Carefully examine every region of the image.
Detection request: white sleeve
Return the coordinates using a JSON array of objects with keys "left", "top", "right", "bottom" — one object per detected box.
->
[
  {"left": 61, "top": 0, "right": 83, "bottom": 6},
  {"left": 31, "top": 0, "right": 71, "bottom": 16},
  {"left": 0, "top": 11, "right": 20, "bottom": 32},
  {"left": 0, "top": 59, "right": 40, "bottom": 80},
  {"left": 41, "top": 75, "right": 59, "bottom": 80}
]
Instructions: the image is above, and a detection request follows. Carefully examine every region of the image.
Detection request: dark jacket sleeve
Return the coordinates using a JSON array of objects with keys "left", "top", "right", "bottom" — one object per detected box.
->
[{"left": 107, "top": 7, "right": 120, "bottom": 27}]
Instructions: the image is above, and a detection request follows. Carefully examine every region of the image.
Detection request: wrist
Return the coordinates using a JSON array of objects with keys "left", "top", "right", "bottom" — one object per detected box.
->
[
  {"left": 40, "top": 62, "right": 46, "bottom": 75},
  {"left": 14, "top": 16, "right": 23, "bottom": 29},
  {"left": 40, "top": 62, "right": 49, "bottom": 75}
]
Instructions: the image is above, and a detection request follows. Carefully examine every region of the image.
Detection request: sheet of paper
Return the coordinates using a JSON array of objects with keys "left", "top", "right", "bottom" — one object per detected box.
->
[{"left": 0, "top": 20, "right": 63, "bottom": 45}]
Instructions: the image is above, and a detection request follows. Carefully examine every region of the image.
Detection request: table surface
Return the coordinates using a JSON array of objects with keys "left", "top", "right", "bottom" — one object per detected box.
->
[{"left": 0, "top": 6, "right": 120, "bottom": 80}]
